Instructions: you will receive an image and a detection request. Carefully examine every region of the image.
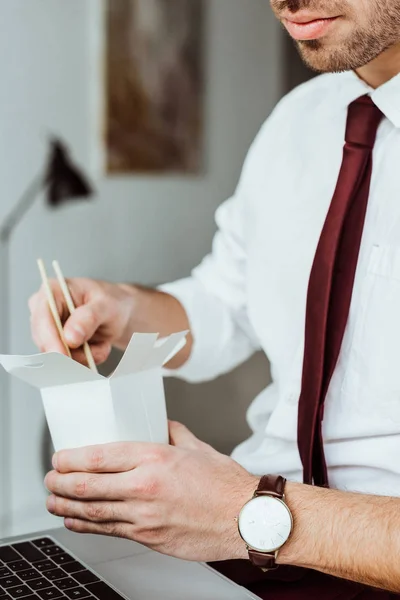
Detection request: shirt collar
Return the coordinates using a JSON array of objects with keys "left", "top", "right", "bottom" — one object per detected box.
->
[
  {"left": 337, "top": 70, "right": 400, "bottom": 128},
  {"left": 371, "top": 73, "right": 400, "bottom": 128}
]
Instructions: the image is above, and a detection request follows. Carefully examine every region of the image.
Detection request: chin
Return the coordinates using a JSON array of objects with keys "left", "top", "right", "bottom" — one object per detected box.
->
[
  {"left": 297, "top": 44, "right": 355, "bottom": 73},
  {"left": 295, "top": 32, "right": 391, "bottom": 74},
  {"left": 294, "top": 20, "right": 356, "bottom": 73}
]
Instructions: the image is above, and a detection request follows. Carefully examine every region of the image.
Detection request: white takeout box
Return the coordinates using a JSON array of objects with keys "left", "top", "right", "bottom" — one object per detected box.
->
[{"left": 0, "top": 332, "right": 187, "bottom": 451}]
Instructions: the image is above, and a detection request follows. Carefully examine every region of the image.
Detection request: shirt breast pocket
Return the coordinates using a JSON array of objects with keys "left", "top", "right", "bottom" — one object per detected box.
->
[{"left": 344, "top": 245, "right": 400, "bottom": 419}]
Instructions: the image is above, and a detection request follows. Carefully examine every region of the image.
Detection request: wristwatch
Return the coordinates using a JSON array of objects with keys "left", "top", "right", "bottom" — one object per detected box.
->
[{"left": 237, "top": 475, "right": 293, "bottom": 571}]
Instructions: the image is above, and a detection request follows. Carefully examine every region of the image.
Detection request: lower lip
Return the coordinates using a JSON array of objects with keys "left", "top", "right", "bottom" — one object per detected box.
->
[{"left": 283, "top": 17, "right": 338, "bottom": 40}]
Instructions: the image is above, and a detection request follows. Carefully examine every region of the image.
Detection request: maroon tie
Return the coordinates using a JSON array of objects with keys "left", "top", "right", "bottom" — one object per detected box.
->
[{"left": 297, "top": 95, "right": 383, "bottom": 487}]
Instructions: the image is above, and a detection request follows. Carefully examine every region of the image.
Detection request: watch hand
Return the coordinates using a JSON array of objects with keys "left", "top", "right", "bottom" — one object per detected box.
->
[{"left": 262, "top": 519, "right": 281, "bottom": 528}]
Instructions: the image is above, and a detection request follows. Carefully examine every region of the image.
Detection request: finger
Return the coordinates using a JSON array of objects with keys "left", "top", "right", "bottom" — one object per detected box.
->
[
  {"left": 69, "top": 342, "right": 112, "bottom": 367},
  {"left": 30, "top": 288, "right": 69, "bottom": 355},
  {"left": 168, "top": 421, "right": 203, "bottom": 450},
  {"left": 53, "top": 442, "right": 165, "bottom": 474},
  {"left": 47, "top": 495, "right": 129, "bottom": 523},
  {"left": 28, "top": 292, "right": 39, "bottom": 315},
  {"left": 63, "top": 301, "right": 106, "bottom": 348},
  {"left": 45, "top": 470, "right": 130, "bottom": 501},
  {"left": 64, "top": 518, "right": 133, "bottom": 540}
]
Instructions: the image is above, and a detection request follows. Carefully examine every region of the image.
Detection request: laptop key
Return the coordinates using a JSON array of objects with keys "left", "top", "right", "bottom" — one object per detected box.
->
[
  {"left": 0, "top": 589, "right": 6, "bottom": 597},
  {"left": 33, "top": 539, "right": 54, "bottom": 549},
  {"left": 28, "top": 578, "right": 52, "bottom": 591},
  {"left": 86, "top": 581, "right": 125, "bottom": 600},
  {"left": 8, "top": 562, "right": 30, "bottom": 573},
  {"left": 52, "top": 554, "right": 74, "bottom": 567},
  {"left": 0, "top": 570, "right": 11, "bottom": 579},
  {"left": 17, "top": 569, "right": 40, "bottom": 582},
  {"left": 64, "top": 589, "right": 91, "bottom": 599},
  {"left": 41, "top": 547, "right": 63, "bottom": 558},
  {"left": 34, "top": 561, "right": 55, "bottom": 572},
  {"left": 0, "top": 576, "right": 22, "bottom": 589},
  {"left": 12, "top": 544, "right": 44, "bottom": 564},
  {"left": 42, "top": 570, "right": 67, "bottom": 582},
  {"left": 7, "top": 584, "right": 32, "bottom": 598},
  {"left": 61, "top": 562, "right": 84, "bottom": 575},
  {"left": 72, "top": 571, "right": 99, "bottom": 586},
  {"left": 36, "top": 588, "right": 64, "bottom": 599},
  {"left": 53, "top": 579, "right": 79, "bottom": 591},
  {"left": 0, "top": 549, "right": 21, "bottom": 564}
]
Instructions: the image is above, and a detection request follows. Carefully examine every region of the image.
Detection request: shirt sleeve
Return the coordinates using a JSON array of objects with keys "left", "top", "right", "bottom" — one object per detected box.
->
[{"left": 160, "top": 148, "right": 261, "bottom": 383}]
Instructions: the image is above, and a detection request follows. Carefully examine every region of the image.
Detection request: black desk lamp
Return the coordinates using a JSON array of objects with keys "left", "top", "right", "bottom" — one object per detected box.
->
[{"left": 0, "top": 138, "right": 93, "bottom": 243}]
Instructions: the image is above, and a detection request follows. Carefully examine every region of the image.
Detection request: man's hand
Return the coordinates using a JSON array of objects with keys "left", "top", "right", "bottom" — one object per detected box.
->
[
  {"left": 29, "top": 278, "right": 138, "bottom": 364},
  {"left": 44, "top": 422, "right": 258, "bottom": 562},
  {"left": 29, "top": 278, "right": 192, "bottom": 367}
]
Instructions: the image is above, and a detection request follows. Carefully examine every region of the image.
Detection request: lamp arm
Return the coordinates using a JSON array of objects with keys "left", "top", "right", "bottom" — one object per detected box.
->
[{"left": 0, "top": 173, "right": 46, "bottom": 243}]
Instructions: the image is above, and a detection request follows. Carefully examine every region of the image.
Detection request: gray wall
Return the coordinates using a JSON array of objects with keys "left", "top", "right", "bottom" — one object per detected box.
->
[{"left": 0, "top": 0, "right": 283, "bottom": 536}]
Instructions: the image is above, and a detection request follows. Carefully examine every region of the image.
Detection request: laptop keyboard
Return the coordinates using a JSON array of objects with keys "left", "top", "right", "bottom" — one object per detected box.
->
[{"left": 0, "top": 537, "right": 125, "bottom": 600}]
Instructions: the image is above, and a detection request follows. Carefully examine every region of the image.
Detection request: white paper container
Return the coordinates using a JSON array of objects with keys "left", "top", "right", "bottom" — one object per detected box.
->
[{"left": 0, "top": 332, "right": 187, "bottom": 451}]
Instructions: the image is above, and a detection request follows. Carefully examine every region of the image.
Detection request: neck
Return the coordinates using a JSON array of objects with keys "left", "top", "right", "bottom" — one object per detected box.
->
[{"left": 356, "top": 43, "right": 400, "bottom": 89}]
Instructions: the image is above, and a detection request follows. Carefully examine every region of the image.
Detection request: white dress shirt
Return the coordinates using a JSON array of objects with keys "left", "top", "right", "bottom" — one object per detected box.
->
[{"left": 162, "top": 71, "right": 400, "bottom": 496}]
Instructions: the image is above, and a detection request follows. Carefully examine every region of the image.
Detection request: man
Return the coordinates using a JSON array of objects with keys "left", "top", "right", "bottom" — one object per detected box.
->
[{"left": 30, "top": 0, "right": 400, "bottom": 597}]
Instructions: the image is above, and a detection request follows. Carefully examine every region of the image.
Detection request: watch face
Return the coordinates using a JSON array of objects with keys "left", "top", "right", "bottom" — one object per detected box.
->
[{"left": 238, "top": 496, "right": 292, "bottom": 553}]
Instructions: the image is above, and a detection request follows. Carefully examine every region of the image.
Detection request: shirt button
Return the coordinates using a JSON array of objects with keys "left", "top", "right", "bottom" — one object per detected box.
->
[{"left": 287, "top": 393, "right": 298, "bottom": 405}]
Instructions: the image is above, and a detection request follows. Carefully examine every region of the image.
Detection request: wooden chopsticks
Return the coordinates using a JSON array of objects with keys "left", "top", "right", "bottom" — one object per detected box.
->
[{"left": 37, "top": 259, "right": 98, "bottom": 372}]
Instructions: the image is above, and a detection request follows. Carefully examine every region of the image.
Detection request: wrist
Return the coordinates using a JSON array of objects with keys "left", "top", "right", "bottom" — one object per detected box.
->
[
  {"left": 114, "top": 285, "right": 192, "bottom": 366},
  {"left": 116, "top": 284, "right": 192, "bottom": 367},
  {"left": 275, "top": 481, "right": 311, "bottom": 567},
  {"left": 114, "top": 284, "right": 143, "bottom": 350},
  {"left": 229, "top": 474, "right": 260, "bottom": 561}
]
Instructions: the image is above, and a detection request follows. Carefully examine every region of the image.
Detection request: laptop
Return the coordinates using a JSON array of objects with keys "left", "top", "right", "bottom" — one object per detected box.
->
[{"left": 0, "top": 528, "right": 260, "bottom": 600}]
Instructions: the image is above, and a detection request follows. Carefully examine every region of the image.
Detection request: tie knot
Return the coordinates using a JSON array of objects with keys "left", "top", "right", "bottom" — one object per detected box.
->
[{"left": 345, "top": 95, "right": 383, "bottom": 149}]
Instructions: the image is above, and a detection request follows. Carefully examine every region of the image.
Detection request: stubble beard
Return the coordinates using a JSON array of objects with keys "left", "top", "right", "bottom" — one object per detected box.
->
[
  {"left": 297, "top": 26, "right": 399, "bottom": 73},
  {"left": 273, "top": 0, "right": 400, "bottom": 73}
]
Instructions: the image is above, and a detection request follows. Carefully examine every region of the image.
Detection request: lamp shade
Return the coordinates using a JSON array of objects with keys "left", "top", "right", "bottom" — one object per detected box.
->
[{"left": 45, "top": 139, "right": 93, "bottom": 207}]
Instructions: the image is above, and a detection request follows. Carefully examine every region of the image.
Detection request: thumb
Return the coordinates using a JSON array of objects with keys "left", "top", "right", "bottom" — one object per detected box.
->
[
  {"left": 63, "top": 302, "right": 103, "bottom": 348},
  {"left": 169, "top": 421, "right": 209, "bottom": 452}
]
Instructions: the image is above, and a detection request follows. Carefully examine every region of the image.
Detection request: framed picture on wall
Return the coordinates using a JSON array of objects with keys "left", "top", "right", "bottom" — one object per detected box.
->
[{"left": 105, "top": 0, "right": 205, "bottom": 175}]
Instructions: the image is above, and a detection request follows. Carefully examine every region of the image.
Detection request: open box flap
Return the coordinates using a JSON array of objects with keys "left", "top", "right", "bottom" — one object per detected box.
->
[
  {"left": 144, "top": 331, "right": 188, "bottom": 370},
  {"left": 0, "top": 352, "right": 103, "bottom": 389},
  {"left": 110, "top": 333, "right": 159, "bottom": 378},
  {"left": 110, "top": 331, "right": 188, "bottom": 379}
]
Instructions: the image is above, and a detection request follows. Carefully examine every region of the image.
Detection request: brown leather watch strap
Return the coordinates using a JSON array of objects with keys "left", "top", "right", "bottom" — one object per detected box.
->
[
  {"left": 248, "top": 551, "right": 278, "bottom": 571},
  {"left": 247, "top": 475, "right": 287, "bottom": 571},
  {"left": 256, "top": 474, "right": 286, "bottom": 498}
]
